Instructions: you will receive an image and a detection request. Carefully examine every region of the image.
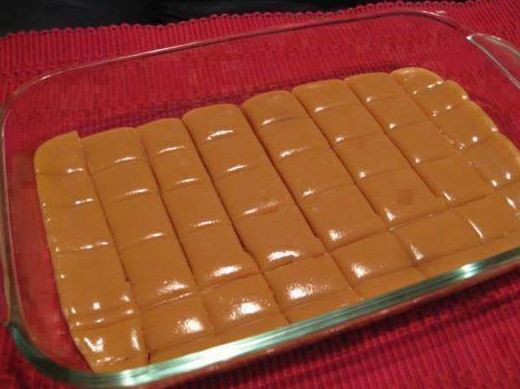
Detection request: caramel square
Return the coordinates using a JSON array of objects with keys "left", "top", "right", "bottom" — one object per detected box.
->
[
  {"left": 389, "top": 121, "right": 456, "bottom": 164},
  {"left": 355, "top": 268, "right": 426, "bottom": 298},
  {"left": 142, "top": 295, "right": 214, "bottom": 353},
  {"left": 105, "top": 194, "right": 173, "bottom": 248},
  {"left": 500, "top": 181, "right": 520, "bottom": 212},
  {"left": 198, "top": 133, "right": 268, "bottom": 179},
  {"left": 285, "top": 291, "right": 360, "bottom": 323},
  {"left": 463, "top": 133, "right": 520, "bottom": 188},
  {"left": 455, "top": 194, "right": 519, "bottom": 241},
  {"left": 93, "top": 160, "right": 158, "bottom": 205},
  {"left": 312, "top": 104, "right": 383, "bottom": 144},
  {"left": 277, "top": 148, "right": 352, "bottom": 199},
  {"left": 336, "top": 134, "right": 409, "bottom": 180},
  {"left": 151, "top": 337, "right": 220, "bottom": 363},
  {"left": 54, "top": 246, "right": 135, "bottom": 320},
  {"left": 332, "top": 232, "right": 412, "bottom": 285},
  {"left": 120, "top": 237, "right": 196, "bottom": 308},
  {"left": 219, "top": 314, "right": 288, "bottom": 343},
  {"left": 235, "top": 205, "right": 324, "bottom": 270},
  {"left": 413, "top": 81, "right": 468, "bottom": 116},
  {"left": 432, "top": 101, "right": 497, "bottom": 148},
  {"left": 359, "top": 168, "right": 445, "bottom": 225},
  {"left": 418, "top": 245, "right": 496, "bottom": 277},
  {"left": 256, "top": 117, "right": 328, "bottom": 161},
  {"left": 394, "top": 211, "right": 480, "bottom": 263},
  {"left": 488, "top": 229, "right": 520, "bottom": 253},
  {"left": 416, "top": 154, "right": 492, "bottom": 205},
  {"left": 72, "top": 318, "right": 147, "bottom": 372},
  {"left": 345, "top": 72, "right": 404, "bottom": 102},
  {"left": 36, "top": 172, "right": 97, "bottom": 208},
  {"left": 180, "top": 225, "right": 258, "bottom": 287},
  {"left": 265, "top": 254, "right": 354, "bottom": 309},
  {"left": 183, "top": 104, "right": 253, "bottom": 145},
  {"left": 45, "top": 202, "right": 112, "bottom": 252},
  {"left": 82, "top": 127, "right": 145, "bottom": 172},
  {"left": 292, "top": 79, "right": 359, "bottom": 113},
  {"left": 34, "top": 132, "right": 86, "bottom": 175},
  {"left": 216, "top": 166, "right": 292, "bottom": 219},
  {"left": 242, "top": 90, "right": 308, "bottom": 127},
  {"left": 300, "top": 185, "right": 385, "bottom": 249},
  {"left": 202, "top": 275, "right": 280, "bottom": 331},
  {"left": 150, "top": 149, "right": 208, "bottom": 192},
  {"left": 138, "top": 118, "right": 192, "bottom": 158},
  {"left": 391, "top": 67, "right": 443, "bottom": 94},
  {"left": 367, "top": 96, "right": 429, "bottom": 131},
  {"left": 163, "top": 183, "right": 230, "bottom": 233}
]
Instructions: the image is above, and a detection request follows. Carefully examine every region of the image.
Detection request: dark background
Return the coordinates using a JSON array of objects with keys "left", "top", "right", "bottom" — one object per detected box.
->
[{"left": 0, "top": 0, "right": 467, "bottom": 36}]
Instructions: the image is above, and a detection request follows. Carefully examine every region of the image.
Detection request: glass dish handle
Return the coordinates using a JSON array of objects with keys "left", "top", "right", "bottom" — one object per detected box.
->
[{"left": 467, "top": 32, "right": 520, "bottom": 89}]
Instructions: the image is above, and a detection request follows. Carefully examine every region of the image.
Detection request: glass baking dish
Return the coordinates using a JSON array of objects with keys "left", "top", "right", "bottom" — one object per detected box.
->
[{"left": 1, "top": 8, "right": 519, "bottom": 387}]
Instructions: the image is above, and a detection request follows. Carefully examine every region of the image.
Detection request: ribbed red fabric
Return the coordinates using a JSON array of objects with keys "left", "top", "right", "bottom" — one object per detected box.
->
[{"left": 0, "top": 0, "right": 519, "bottom": 387}]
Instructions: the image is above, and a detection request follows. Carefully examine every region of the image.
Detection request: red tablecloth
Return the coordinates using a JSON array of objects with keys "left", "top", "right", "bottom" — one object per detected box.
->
[{"left": 1, "top": 0, "right": 520, "bottom": 387}]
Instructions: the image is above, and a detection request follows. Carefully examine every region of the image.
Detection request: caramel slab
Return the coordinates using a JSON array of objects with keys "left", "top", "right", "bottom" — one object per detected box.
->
[{"left": 35, "top": 68, "right": 520, "bottom": 372}]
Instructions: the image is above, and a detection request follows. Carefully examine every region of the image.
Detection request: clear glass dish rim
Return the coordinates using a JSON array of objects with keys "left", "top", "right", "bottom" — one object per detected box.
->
[{"left": 0, "top": 8, "right": 519, "bottom": 387}]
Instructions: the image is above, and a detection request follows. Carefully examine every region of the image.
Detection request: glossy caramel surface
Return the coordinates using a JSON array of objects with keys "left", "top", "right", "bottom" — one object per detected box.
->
[{"left": 35, "top": 68, "right": 520, "bottom": 372}]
